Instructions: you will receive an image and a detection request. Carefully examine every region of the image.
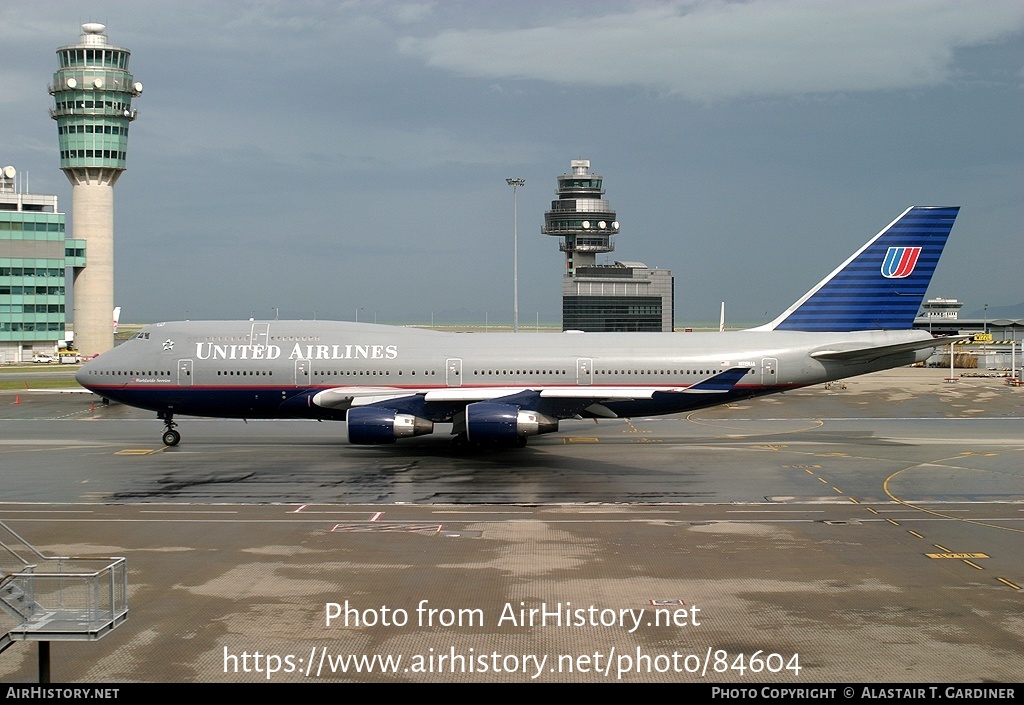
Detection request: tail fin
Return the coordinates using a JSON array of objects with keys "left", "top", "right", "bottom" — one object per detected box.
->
[{"left": 756, "top": 206, "right": 959, "bottom": 332}]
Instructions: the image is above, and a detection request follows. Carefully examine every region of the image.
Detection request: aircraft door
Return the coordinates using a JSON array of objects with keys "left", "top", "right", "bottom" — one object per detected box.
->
[
  {"left": 446, "top": 358, "right": 463, "bottom": 387},
  {"left": 761, "top": 358, "right": 778, "bottom": 386},
  {"left": 177, "top": 359, "right": 193, "bottom": 386},
  {"left": 250, "top": 322, "right": 269, "bottom": 347},
  {"left": 294, "top": 358, "right": 311, "bottom": 387},
  {"left": 577, "top": 358, "right": 593, "bottom": 385}
]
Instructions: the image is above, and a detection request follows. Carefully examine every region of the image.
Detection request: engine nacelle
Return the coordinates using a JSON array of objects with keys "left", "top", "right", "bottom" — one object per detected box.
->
[
  {"left": 346, "top": 406, "right": 433, "bottom": 444},
  {"left": 464, "top": 402, "right": 558, "bottom": 444}
]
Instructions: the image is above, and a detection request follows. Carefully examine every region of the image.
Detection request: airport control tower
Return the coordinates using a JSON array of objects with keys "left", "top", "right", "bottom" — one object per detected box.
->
[
  {"left": 542, "top": 159, "right": 619, "bottom": 277},
  {"left": 49, "top": 23, "right": 142, "bottom": 356},
  {"left": 543, "top": 159, "right": 674, "bottom": 332}
]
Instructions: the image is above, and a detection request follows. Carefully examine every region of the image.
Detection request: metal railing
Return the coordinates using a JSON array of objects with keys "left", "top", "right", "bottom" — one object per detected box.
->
[{"left": 0, "top": 522, "right": 127, "bottom": 646}]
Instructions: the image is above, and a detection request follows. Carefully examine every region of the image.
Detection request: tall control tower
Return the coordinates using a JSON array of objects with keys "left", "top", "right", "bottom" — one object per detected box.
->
[
  {"left": 542, "top": 160, "right": 619, "bottom": 277},
  {"left": 49, "top": 23, "right": 142, "bottom": 356}
]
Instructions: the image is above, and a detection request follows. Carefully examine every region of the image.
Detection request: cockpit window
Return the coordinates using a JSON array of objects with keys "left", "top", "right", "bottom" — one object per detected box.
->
[{"left": 133, "top": 332, "right": 150, "bottom": 340}]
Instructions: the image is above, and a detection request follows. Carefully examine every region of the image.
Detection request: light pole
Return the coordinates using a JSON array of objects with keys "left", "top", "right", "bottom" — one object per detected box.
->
[
  {"left": 983, "top": 303, "right": 989, "bottom": 369},
  {"left": 506, "top": 178, "right": 525, "bottom": 332}
]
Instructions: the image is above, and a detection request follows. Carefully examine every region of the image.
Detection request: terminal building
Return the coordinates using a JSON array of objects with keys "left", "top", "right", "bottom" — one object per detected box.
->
[
  {"left": 0, "top": 23, "right": 139, "bottom": 362},
  {"left": 0, "top": 166, "right": 82, "bottom": 362},
  {"left": 563, "top": 262, "right": 674, "bottom": 332},
  {"left": 916, "top": 297, "right": 964, "bottom": 332},
  {"left": 913, "top": 297, "right": 1024, "bottom": 371},
  {"left": 542, "top": 160, "right": 674, "bottom": 332}
]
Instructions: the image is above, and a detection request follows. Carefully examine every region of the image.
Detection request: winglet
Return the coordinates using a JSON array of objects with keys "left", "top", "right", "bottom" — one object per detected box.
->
[{"left": 755, "top": 207, "right": 959, "bottom": 332}]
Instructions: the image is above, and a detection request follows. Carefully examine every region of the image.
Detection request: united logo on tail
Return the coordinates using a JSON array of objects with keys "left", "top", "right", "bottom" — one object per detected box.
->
[{"left": 881, "top": 246, "right": 922, "bottom": 279}]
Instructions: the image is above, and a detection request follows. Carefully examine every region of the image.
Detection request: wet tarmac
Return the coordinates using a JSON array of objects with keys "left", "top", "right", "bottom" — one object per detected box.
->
[{"left": 0, "top": 367, "right": 1021, "bottom": 682}]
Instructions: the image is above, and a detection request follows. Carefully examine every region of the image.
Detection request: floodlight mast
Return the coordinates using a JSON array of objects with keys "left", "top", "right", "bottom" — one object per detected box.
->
[{"left": 506, "top": 177, "right": 525, "bottom": 332}]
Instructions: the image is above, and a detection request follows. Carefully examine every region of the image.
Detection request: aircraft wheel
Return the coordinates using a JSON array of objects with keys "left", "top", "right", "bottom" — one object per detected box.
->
[
  {"left": 515, "top": 436, "right": 528, "bottom": 447},
  {"left": 162, "top": 429, "right": 181, "bottom": 447}
]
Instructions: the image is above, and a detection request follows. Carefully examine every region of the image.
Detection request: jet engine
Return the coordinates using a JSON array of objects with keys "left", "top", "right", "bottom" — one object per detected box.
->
[
  {"left": 346, "top": 406, "right": 433, "bottom": 444},
  {"left": 463, "top": 402, "right": 558, "bottom": 444}
]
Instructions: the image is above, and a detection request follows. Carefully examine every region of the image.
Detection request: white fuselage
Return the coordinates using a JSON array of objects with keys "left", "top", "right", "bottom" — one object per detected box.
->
[{"left": 77, "top": 320, "right": 934, "bottom": 425}]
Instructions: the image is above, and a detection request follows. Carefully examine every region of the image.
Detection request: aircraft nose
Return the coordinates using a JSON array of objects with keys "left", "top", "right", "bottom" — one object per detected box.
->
[{"left": 75, "top": 361, "right": 91, "bottom": 388}]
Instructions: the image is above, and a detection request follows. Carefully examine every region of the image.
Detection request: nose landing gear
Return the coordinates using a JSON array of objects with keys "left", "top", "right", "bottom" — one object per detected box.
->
[{"left": 158, "top": 411, "right": 180, "bottom": 446}]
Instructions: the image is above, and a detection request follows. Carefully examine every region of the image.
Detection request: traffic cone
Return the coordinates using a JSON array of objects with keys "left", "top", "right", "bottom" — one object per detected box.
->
[
  {"left": 90, "top": 401, "right": 96, "bottom": 411},
  {"left": 13, "top": 396, "right": 20, "bottom": 404}
]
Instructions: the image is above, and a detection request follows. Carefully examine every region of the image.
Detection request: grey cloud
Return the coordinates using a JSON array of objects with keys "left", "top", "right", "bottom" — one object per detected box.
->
[{"left": 398, "top": 0, "right": 1024, "bottom": 100}]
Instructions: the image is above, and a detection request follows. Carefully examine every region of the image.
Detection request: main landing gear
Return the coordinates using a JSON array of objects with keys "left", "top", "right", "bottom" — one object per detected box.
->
[{"left": 159, "top": 411, "right": 180, "bottom": 447}]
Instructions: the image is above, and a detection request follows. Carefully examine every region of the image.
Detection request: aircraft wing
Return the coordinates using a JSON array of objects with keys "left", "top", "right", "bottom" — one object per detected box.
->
[
  {"left": 311, "top": 387, "right": 413, "bottom": 408},
  {"left": 429, "top": 387, "right": 663, "bottom": 401},
  {"left": 312, "top": 385, "right": 666, "bottom": 411},
  {"left": 311, "top": 367, "right": 752, "bottom": 415},
  {"left": 810, "top": 335, "right": 970, "bottom": 363}
]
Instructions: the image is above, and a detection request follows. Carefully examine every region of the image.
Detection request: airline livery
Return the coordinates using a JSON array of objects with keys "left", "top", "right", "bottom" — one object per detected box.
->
[{"left": 77, "top": 206, "right": 960, "bottom": 448}]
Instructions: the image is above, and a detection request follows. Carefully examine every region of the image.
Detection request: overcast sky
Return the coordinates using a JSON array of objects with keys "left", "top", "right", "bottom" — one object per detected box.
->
[{"left": 3, "top": 1, "right": 1022, "bottom": 326}]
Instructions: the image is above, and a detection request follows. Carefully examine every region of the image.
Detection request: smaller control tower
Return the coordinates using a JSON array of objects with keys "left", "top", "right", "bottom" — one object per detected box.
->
[
  {"left": 49, "top": 23, "right": 142, "bottom": 357},
  {"left": 542, "top": 160, "right": 619, "bottom": 277},
  {"left": 542, "top": 159, "right": 673, "bottom": 332}
]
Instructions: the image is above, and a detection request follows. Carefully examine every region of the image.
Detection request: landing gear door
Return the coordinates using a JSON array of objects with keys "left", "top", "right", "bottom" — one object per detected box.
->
[
  {"left": 761, "top": 357, "right": 778, "bottom": 386},
  {"left": 446, "top": 358, "right": 462, "bottom": 387},
  {"left": 177, "top": 359, "right": 193, "bottom": 387},
  {"left": 577, "top": 358, "right": 593, "bottom": 386}
]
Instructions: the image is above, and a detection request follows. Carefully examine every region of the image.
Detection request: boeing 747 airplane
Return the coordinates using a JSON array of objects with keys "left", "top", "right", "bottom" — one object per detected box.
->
[{"left": 77, "top": 206, "right": 961, "bottom": 448}]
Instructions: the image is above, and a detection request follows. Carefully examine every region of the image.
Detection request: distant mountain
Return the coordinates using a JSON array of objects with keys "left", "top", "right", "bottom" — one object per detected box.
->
[{"left": 962, "top": 302, "right": 1024, "bottom": 320}]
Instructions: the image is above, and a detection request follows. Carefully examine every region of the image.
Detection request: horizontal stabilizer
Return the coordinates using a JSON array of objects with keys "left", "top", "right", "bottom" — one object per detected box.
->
[{"left": 810, "top": 335, "right": 969, "bottom": 363}]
